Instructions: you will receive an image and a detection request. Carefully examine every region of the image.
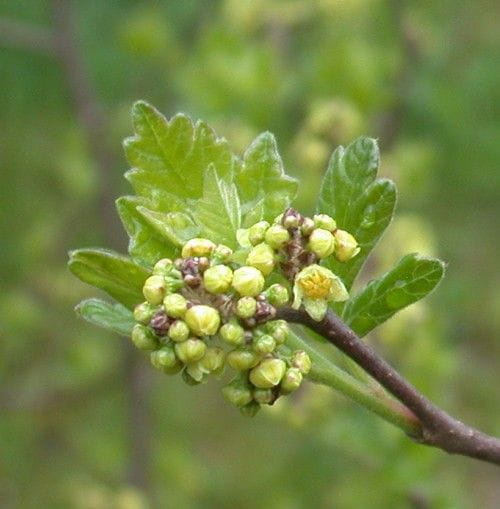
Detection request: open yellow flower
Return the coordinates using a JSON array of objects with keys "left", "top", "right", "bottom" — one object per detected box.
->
[{"left": 292, "top": 264, "right": 348, "bottom": 321}]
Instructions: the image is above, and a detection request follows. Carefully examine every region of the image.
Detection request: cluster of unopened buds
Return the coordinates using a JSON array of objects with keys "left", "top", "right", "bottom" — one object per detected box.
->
[{"left": 131, "top": 208, "right": 360, "bottom": 415}]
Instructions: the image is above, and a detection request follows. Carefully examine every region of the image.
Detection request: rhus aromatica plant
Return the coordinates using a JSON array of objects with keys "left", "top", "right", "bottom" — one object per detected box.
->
[{"left": 70, "top": 101, "right": 500, "bottom": 465}]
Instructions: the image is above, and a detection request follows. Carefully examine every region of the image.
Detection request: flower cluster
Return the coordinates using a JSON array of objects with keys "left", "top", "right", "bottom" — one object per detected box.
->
[
  {"left": 130, "top": 209, "right": 359, "bottom": 415},
  {"left": 238, "top": 208, "right": 360, "bottom": 321}
]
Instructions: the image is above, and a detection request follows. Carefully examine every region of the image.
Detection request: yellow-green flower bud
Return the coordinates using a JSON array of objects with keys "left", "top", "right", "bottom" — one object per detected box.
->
[
  {"left": 174, "top": 338, "right": 207, "bottom": 363},
  {"left": 203, "top": 264, "right": 233, "bottom": 294},
  {"left": 239, "top": 401, "right": 261, "bottom": 417},
  {"left": 264, "top": 224, "right": 290, "bottom": 249},
  {"left": 182, "top": 368, "right": 201, "bottom": 385},
  {"left": 273, "top": 213, "right": 284, "bottom": 224},
  {"left": 219, "top": 322, "right": 245, "bottom": 346},
  {"left": 163, "top": 293, "right": 188, "bottom": 318},
  {"left": 282, "top": 209, "right": 302, "bottom": 229},
  {"left": 185, "top": 362, "right": 206, "bottom": 382},
  {"left": 143, "top": 275, "right": 167, "bottom": 305},
  {"left": 152, "top": 258, "right": 173, "bottom": 275},
  {"left": 252, "top": 334, "right": 276, "bottom": 355},
  {"left": 181, "top": 238, "right": 216, "bottom": 258},
  {"left": 308, "top": 228, "right": 336, "bottom": 258},
  {"left": 249, "top": 358, "right": 286, "bottom": 389},
  {"left": 265, "top": 284, "right": 289, "bottom": 307},
  {"left": 246, "top": 243, "right": 275, "bottom": 276},
  {"left": 133, "top": 302, "right": 156, "bottom": 324},
  {"left": 313, "top": 214, "right": 337, "bottom": 232},
  {"left": 131, "top": 324, "right": 159, "bottom": 351},
  {"left": 232, "top": 266, "right": 265, "bottom": 296},
  {"left": 222, "top": 378, "right": 253, "bottom": 407},
  {"left": 226, "top": 348, "right": 260, "bottom": 371},
  {"left": 267, "top": 320, "right": 289, "bottom": 344},
  {"left": 150, "top": 346, "right": 179, "bottom": 370},
  {"left": 253, "top": 388, "right": 273, "bottom": 404},
  {"left": 235, "top": 297, "right": 257, "bottom": 318},
  {"left": 280, "top": 367, "right": 303, "bottom": 393},
  {"left": 212, "top": 244, "right": 233, "bottom": 264},
  {"left": 291, "top": 350, "right": 312, "bottom": 375},
  {"left": 334, "top": 229, "right": 360, "bottom": 262},
  {"left": 248, "top": 221, "right": 270, "bottom": 246},
  {"left": 168, "top": 320, "right": 190, "bottom": 342},
  {"left": 184, "top": 305, "right": 221, "bottom": 336},
  {"left": 301, "top": 217, "right": 316, "bottom": 236},
  {"left": 199, "top": 347, "right": 225, "bottom": 374}
]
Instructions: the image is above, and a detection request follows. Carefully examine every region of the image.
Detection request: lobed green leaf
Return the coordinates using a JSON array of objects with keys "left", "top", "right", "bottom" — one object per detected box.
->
[
  {"left": 124, "top": 101, "right": 235, "bottom": 205},
  {"left": 137, "top": 207, "right": 199, "bottom": 248},
  {"left": 236, "top": 132, "right": 298, "bottom": 226},
  {"left": 116, "top": 196, "right": 179, "bottom": 267},
  {"left": 68, "top": 248, "right": 149, "bottom": 309},
  {"left": 343, "top": 253, "right": 446, "bottom": 337},
  {"left": 193, "top": 165, "right": 241, "bottom": 248},
  {"left": 75, "top": 298, "right": 135, "bottom": 337},
  {"left": 318, "top": 137, "right": 396, "bottom": 290}
]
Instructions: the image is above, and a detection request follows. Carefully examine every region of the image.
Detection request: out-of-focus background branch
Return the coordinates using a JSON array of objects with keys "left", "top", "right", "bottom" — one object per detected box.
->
[{"left": 1, "top": 0, "right": 499, "bottom": 507}]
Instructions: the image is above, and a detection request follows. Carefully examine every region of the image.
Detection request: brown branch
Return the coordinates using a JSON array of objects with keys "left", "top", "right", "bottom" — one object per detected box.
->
[{"left": 277, "top": 307, "right": 500, "bottom": 466}]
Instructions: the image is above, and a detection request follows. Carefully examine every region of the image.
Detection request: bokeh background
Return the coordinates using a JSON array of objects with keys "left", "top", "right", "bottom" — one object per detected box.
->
[{"left": 1, "top": 1, "right": 499, "bottom": 507}]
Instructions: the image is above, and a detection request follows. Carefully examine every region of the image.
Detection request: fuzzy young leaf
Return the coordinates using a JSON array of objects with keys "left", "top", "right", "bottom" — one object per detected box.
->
[
  {"left": 318, "top": 138, "right": 395, "bottom": 290},
  {"left": 193, "top": 165, "right": 241, "bottom": 248},
  {"left": 68, "top": 248, "right": 149, "bottom": 309},
  {"left": 237, "top": 132, "right": 298, "bottom": 226},
  {"left": 343, "top": 253, "right": 445, "bottom": 337},
  {"left": 124, "top": 101, "right": 235, "bottom": 205},
  {"left": 76, "top": 298, "right": 135, "bottom": 337},
  {"left": 116, "top": 196, "right": 179, "bottom": 267}
]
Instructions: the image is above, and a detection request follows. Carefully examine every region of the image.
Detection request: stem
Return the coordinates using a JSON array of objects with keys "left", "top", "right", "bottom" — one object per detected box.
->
[{"left": 277, "top": 307, "right": 500, "bottom": 466}]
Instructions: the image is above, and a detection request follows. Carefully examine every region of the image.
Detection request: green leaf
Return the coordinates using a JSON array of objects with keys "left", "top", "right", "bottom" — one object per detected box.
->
[
  {"left": 125, "top": 168, "right": 188, "bottom": 213},
  {"left": 343, "top": 253, "right": 446, "bottom": 337},
  {"left": 116, "top": 196, "right": 179, "bottom": 266},
  {"left": 76, "top": 298, "right": 135, "bottom": 337},
  {"left": 137, "top": 207, "right": 199, "bottom": 247},
  {"left": 123, "top": 101, "right": 235, "bottom": 205},
  {"left": 68, "top": 248, "right": 149, "bottom": 309},
  {"left": 331, "top": 179, "right": 396, "bottom": 291},
  {"left": 237, "top": 132, "right": 298, "bottom": 226},
  {"left": 193, "top": 165, "right": 241, "bottom": 247},
  {"left": 318, "top": 138, "right": 396, "bottom": 290}
]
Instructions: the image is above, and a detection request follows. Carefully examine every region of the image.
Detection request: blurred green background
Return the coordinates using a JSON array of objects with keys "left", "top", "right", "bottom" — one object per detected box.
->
[{"left": 1, "top": 1, "right": 499, "bottom": 507}]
